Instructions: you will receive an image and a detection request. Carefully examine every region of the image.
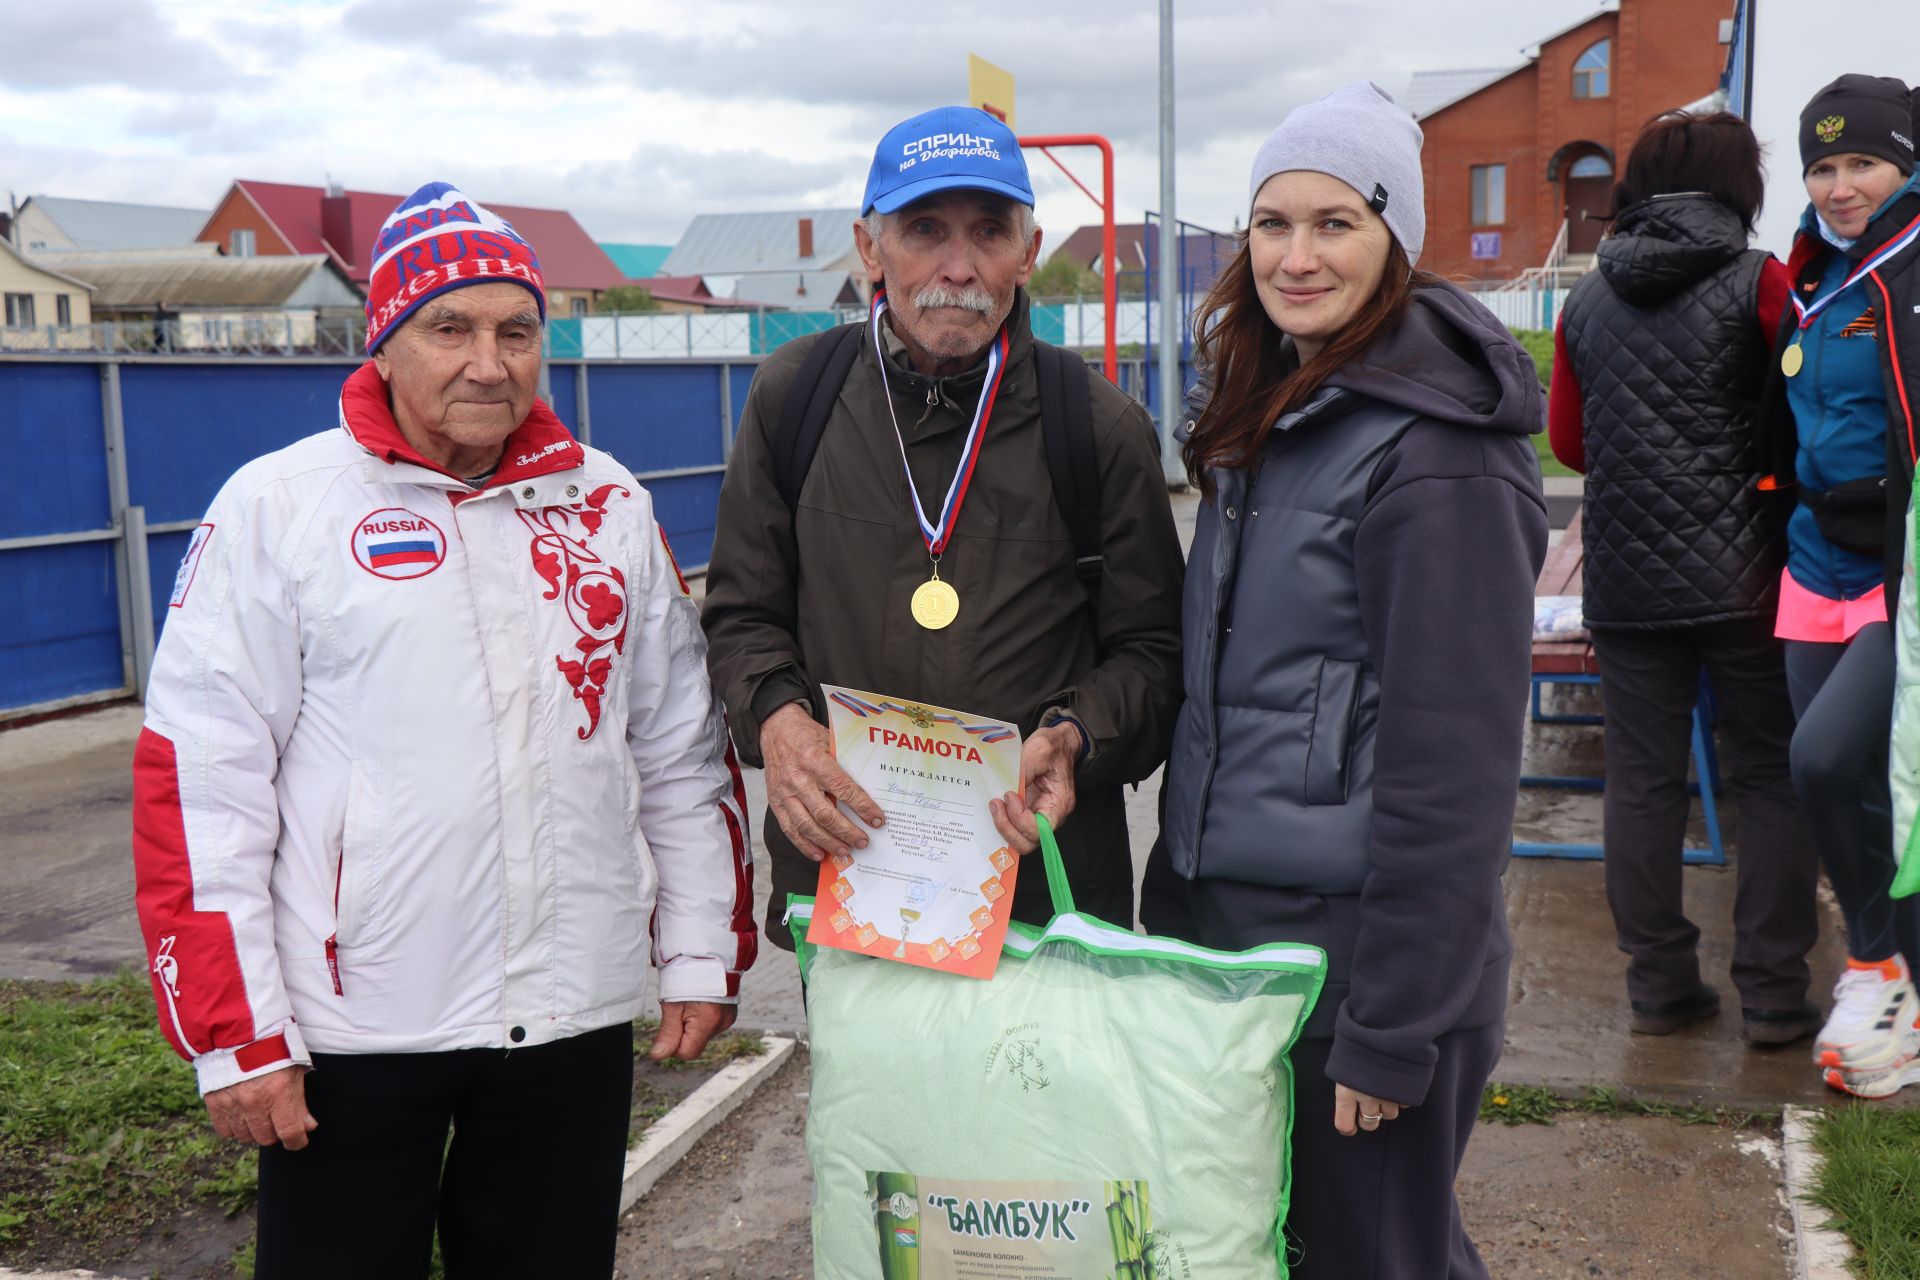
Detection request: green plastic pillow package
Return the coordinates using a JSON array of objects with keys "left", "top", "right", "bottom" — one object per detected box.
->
[{"left": 790, "top": 817, "right": 1326, "bottom": 1279}]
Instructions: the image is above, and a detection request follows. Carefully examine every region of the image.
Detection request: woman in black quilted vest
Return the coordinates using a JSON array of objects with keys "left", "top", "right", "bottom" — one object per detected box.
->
[{"left": 1549, "top": 111, "right": 1820, "bottom": 1049}]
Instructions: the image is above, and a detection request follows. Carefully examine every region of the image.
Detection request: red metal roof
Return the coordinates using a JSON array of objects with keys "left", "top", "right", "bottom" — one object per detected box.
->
[{"left": 219, "top": 180, "right": 627, "bottom": 292}]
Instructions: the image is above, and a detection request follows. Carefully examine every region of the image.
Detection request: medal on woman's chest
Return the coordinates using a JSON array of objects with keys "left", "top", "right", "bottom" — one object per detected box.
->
[
  {"left": 1784, "top": 235, "right": 1915, "bottom": 378},
  {"left": 1782, "top": 337, "right": 1804, "bottom": 378},
  {"left": 868, "top": 290, "right": 1010, "bottom": 631}
]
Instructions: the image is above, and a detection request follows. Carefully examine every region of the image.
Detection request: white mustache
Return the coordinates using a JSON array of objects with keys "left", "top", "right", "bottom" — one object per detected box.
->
[{"left": 913, "top": 285, "right": 995, "bottom": 314}]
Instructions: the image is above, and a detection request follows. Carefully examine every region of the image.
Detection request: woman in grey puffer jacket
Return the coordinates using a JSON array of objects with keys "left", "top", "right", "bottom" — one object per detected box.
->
[{"left": 1143, "top": 83, "right": 1546, "bottom": 1279}]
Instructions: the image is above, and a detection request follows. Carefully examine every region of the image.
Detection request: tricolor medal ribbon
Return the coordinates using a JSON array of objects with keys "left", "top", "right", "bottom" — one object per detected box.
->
[{"left": 870, "top": 289, "right": 1011, "bottom": 630}]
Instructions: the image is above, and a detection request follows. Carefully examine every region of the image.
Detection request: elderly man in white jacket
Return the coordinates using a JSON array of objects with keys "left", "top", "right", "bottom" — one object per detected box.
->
[{"left": 131, "top": 182, "right": 755, "bottom": 1280}]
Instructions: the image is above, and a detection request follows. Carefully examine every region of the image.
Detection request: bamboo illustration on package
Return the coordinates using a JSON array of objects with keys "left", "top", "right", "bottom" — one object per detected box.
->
[
  {"left": 872, "top": 1171, "right": 922, "bottom": 1279},
  {"left": 1104, "top": 1179, "right": 1154, "bottom": 1279}
]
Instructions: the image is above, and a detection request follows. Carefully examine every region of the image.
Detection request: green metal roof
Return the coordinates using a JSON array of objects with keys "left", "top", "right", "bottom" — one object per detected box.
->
[{"left": 599, "top": 243, "right": 672, "bottom": 279}]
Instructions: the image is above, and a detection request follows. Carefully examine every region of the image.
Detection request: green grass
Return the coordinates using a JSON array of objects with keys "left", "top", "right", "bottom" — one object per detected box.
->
[
  {"left": 0, "top": 975, "right": 765, "bottom": 1269},
  {"left": 1806, "top": 1103, "right": 1920, "bottom": 1279},
  {"left": 1509, "top": 328, "right": 1576, "bottom": 479},
  {"left": 1480, "top": 1081, "right": 1776, "bottom": 1131},
  {"left": 0, "top": 971, "right": 253, "bottom": 1256}
]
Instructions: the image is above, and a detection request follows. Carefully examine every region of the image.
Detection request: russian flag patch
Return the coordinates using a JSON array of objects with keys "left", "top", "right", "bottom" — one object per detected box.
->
[{"left": 351, "top": 507, "right": 447, "bottom": 580}]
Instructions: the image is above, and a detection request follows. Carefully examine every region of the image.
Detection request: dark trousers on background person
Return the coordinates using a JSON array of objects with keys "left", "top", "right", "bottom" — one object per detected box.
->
[
  {"left": 255, "top": 1022, "right": 635, "bottom": 1280},
  {"left": 1785, "top": 622, "right": 1920, "bottom": 968},
  {"left": 1589, "top": 618, "right": 1819, "bottom": 1011}
]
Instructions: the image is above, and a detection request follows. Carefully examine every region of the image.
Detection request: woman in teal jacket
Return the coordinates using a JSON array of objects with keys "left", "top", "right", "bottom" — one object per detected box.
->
[{"left": 1761, "top": 73, "right": 1920, "bottom": 1100}]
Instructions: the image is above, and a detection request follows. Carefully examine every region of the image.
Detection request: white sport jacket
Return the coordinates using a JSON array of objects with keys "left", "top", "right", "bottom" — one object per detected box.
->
[{"left": 133, "top": 363, "right": 754, "bottom": 1094}]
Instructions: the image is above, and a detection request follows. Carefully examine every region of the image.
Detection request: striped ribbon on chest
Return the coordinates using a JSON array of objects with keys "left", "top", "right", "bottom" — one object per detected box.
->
[{"left": 870, "top": 290, "right": 1010, "bottom": 557}]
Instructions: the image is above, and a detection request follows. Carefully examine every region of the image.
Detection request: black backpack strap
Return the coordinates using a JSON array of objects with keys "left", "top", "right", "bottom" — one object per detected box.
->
[
  {"left": 772, "top": 321, "right": 865, "bottom": 509},
  {"left": 1033, "top": 340, "right": 1103, "bottom": 604}
]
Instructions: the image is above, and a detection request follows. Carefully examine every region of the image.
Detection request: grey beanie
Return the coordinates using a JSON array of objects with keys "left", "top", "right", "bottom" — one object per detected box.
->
[{"left": 1248, "top": 81, "right": 1426, "bottom": 265}]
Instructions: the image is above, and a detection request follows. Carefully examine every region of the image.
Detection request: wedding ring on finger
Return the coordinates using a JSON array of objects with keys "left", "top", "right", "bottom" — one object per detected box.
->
[{"left": 1358, "top": 1112, "right": 1383, "bottom": 1130}]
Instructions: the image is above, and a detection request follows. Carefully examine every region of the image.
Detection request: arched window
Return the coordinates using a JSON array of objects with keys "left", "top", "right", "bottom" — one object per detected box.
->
[
  {"left": 1568, "top": 155, "right": 1613, "bottom": 179},
  {"left": 1573, "top": 40, "right": 1611, "bottom": 99}
]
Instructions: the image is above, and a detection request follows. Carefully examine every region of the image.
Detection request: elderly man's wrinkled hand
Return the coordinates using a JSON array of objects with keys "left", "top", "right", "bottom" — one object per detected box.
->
[
  {"left": 760, "top": 701, "right": 884, "bottom": 861},
  {"left": 650, "top": 1001, "right": 738, "bottom": 1061},
  {"left": 989, "top": 723, "right": 1081, "bottom": 855},
  {"left": 205, "top": 1065, "right": 317, "bottom": 1150}
]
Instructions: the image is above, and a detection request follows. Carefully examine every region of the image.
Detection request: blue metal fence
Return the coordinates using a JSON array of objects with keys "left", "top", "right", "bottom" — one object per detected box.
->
[
  {"left": 0, "top": 347, "right": 1178, "bottom": 718},
  {"left": 0, "top": 355, "right": 757, "bottom": 717}
]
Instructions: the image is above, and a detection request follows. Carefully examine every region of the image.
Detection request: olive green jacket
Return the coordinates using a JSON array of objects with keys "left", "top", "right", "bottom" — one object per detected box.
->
[{"left": 701, "top": 291, "right": 1185, "bottom": 946}]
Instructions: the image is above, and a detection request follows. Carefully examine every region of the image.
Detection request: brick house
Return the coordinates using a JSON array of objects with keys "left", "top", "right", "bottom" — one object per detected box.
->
[
  {"left": 1411, "top": 0, "right": 1734, "bottom": 282},
  {"left": 195, "top": 181, "right": 627, "bottom": 316}
]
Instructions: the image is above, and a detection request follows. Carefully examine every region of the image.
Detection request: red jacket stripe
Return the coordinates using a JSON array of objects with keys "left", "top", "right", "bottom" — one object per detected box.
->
[
  {"left": 719, "top": 736, "right": 758, "bottom": 981},
  {"left": 131, "top": 728, "right": 258, "bottom": 1062}
]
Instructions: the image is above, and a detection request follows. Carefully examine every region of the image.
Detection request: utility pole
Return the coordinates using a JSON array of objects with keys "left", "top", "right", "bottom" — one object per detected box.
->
[{"left": 1156, "top": 0, "right": 1184, "bottom": 488}]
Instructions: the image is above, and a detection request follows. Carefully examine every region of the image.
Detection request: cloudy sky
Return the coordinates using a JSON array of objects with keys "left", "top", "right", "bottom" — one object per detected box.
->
[{"left": 2, "top": 0, "right": 1613, "bottom": 255}]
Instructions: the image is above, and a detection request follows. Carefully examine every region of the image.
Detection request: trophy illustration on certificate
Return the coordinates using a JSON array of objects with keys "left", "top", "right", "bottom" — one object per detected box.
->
[{"left": 806, "top": 685, "right": 1024, "bottom": 979}]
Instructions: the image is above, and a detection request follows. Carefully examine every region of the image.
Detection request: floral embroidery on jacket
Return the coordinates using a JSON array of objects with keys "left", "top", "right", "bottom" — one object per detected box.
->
[{"left": 519, "top": 483, "right": 631, "bottom": 739}]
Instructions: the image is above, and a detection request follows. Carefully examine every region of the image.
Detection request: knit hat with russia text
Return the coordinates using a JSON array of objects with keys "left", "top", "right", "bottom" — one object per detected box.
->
[{"left": 363, "top": 182, "right": 546, "bottom": 353}]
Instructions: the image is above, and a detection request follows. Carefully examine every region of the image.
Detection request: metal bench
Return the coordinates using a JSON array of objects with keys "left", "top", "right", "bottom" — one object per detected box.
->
[{"left": 1514, "top": 511, "right": 1727, "bottom": 865}]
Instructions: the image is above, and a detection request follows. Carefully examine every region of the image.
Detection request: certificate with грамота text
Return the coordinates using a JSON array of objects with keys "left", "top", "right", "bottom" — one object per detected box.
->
[{"left": 805, "top": 684, "right": 1023, "bottom": 979}]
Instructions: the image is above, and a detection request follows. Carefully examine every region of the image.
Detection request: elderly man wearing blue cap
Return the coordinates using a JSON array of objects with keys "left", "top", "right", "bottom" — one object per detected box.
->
[{"left": 704, "top": 106, "right": 1185, "bottom": 948}]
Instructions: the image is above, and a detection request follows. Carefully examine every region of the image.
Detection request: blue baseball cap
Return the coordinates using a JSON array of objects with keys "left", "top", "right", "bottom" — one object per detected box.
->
[{"left": 862, "top": 106, "right": 1034, "bottom": 216}]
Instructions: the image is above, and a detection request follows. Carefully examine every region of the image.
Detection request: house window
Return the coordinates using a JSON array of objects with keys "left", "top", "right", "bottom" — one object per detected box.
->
[
  {"left": 1568, "top": 155, "right": 1614, "bottom": 179},
  {"left": 1471, "top": 165, "right": 1507, "bottom": 226},
  {"left": 571, "top": 296, "right": 589, "bottom": 317},
  {"left": 1573, "top": 40, "right": 1611, "bottom": 99},
  {"left": 56, "top": 295, "right": 71, "bottom": 328},
  {"left": 229, "top": 228, "right": 256, "bottom": 257},
  {"left": 4, "top": 293, "right": 34, "bottom": 327}
]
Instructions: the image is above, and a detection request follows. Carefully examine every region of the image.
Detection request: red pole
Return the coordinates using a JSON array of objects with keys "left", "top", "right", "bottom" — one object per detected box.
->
[{"left": 1017, "top": 134, "right": 1118, "bottom": 383}]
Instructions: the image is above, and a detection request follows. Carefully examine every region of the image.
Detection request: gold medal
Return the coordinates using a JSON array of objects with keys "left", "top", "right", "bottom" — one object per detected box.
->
[
  {"left": 1782, "top": 340, "right": 1804, "bottom": 378},
  {"left": 911, "top": 576, "right": 960, "bottom": 630}
]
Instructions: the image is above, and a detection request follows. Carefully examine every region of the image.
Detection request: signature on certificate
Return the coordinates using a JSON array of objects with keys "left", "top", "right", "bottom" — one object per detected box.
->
[{"left": 880, "top": 780, "right": 950, "bottom": 812}]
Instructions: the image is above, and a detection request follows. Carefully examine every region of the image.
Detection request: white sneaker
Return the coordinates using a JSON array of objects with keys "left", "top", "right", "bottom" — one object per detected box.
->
[
  {"left": 1824, "top": 1046, "right": 1920, "bottom": 1099},
  {"left": 1816, "top": 955, "right": 1919, "bottom": 1073}
]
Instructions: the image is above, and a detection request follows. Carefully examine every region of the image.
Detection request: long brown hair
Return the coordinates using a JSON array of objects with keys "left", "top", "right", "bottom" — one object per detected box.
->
[{"left": 1183, "top": 236, "right": 1438, "bottom": 495}]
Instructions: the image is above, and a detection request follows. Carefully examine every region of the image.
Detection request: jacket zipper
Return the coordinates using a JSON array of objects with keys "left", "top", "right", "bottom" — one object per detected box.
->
[
  {"left": 1871, "top": 272, "right": 1917, "bottom": 465},
  {"left": 326, "top": 853, "right": 345, "bottom": 996}
]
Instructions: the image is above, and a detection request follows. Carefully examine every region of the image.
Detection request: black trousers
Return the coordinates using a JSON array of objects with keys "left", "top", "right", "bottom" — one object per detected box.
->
[
  {"left": 1785, "top": 622, "right": 1920, "bottom": 967},
  {"left": 255, "top": 1023, "right": 635, "bottom": 1280},
  {"left": 1589, "top": 619, "right": 1819, "bottom": 1010},
  {"left": 1284, "top": 1026, "right": 1504, "bottom": 1280}
]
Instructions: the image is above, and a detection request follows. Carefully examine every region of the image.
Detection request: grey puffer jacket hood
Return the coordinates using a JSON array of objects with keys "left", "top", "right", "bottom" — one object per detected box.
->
[
  {"left": 1322, "top": 278, "right": 1545, "bottom": 438},
  {"left": 1596, "top": 195, "right": 1751, "bottom": 308}
]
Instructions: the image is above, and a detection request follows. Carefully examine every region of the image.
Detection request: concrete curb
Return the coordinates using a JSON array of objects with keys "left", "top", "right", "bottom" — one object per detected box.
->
[
  {"left": 619, "top": 1033, "right": 797, "bottom": 1212},
  {"left": 1780, "top": 1105, "right": 1854, "bottom": 1280}
]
